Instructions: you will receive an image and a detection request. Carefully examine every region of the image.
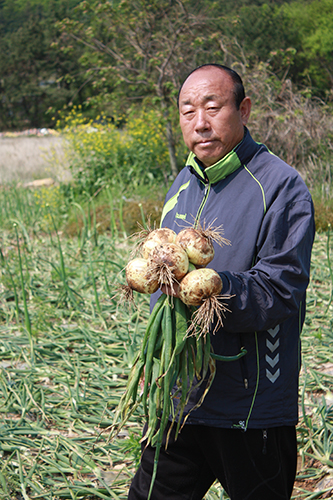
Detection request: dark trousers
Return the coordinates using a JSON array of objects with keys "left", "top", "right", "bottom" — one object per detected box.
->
[{"left": 128, "top": 423, "right": 297, "bottom": 500}]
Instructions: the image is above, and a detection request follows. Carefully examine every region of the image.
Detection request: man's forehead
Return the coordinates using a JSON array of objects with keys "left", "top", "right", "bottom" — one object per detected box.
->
[
  {"left": 181, "top": 66, "right": 232, "bottom": 88},
  {"left": 179, "top": 70, "right": 233, "bottom": 106},
  {"left": 180, "top": 93, "right": 222, "bottom": 106}
]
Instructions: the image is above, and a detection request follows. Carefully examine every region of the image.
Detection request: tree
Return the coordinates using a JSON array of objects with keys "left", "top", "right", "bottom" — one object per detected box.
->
[
  {"left": 281, "top": 0, "right": 333, "bottom": 93},
  {"left": 58, "top": 0, "right": 217, "bottom": 177},
  {"left": 0, "top": 0, "right": 91, "bottom": 130}
]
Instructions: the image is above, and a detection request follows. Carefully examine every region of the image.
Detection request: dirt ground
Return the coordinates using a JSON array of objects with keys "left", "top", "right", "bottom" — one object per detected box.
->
[{"left": 0, "top": 135, "right": 71, "bottom": 185}]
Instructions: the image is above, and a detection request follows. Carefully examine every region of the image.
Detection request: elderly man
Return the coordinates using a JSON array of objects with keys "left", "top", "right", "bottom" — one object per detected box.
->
[{"left": 128, "top": 64, "right": 315, "bottom": 500}]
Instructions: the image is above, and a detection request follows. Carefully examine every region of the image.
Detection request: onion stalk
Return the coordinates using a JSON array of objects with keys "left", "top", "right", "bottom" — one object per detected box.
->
[{"left": 111, "top": 294, "right": 215, "bottom": 500}]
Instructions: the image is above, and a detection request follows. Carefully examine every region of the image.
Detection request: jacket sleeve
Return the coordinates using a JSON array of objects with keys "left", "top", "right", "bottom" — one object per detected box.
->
[{"left": 219, "top": 197, "right": 315, "bottom": 333}]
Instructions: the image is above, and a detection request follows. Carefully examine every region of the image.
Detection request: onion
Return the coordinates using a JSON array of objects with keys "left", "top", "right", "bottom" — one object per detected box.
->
[
  {"left": 175, "top": 228, "right": 215, "bottom": 267},
  {"left": 179, "top": 268, "right": 222, "bottom": 306},
  {"left": 126, "top": 258, "right": 159, "bottom": 294},
  {"left": 141, "top": 228, "right": 176, "bottom": 259},
  {"left": 179, "top": 268, "right": 231, "bottom": 337},
  {"left": 148, "top": 242, "right": 189, "bottom": 284}
]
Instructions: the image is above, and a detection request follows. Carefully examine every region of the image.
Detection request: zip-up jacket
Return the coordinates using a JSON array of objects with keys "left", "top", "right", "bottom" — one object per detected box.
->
[{"left": 153, "top": 128, "right": 315, "bottom": 430}]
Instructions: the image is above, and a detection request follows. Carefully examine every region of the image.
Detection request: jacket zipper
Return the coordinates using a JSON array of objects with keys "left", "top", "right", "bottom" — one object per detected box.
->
[
  {"left": 195, "top": 182, "right": 210, "bottom": 225},
  {"left": 239, "top": 333, "right": 249, "bottom": 389},
  {"left": 262, "top": 429, "right": 268, "bottom": 454}
]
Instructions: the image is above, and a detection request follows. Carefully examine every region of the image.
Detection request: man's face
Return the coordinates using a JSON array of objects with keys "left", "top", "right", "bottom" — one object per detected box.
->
[{"left": 178, "top": 67, "right": 251, "bottom": 168}]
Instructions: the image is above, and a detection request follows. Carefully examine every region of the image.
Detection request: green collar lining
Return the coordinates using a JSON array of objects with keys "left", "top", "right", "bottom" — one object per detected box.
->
[{"left": 186, "top": 145, "right": 242, "bottom": 184}]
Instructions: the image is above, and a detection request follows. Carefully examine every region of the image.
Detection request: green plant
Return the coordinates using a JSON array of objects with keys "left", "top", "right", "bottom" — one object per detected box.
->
[
  {"left": 0, "top": 183, "right": 68, "bottom": 233},
  {"left": 312, "top": 198, "right": 333, "bottom": 233},
  {"left": 60, "top": 107, "right": 176, "bottom": 196}
]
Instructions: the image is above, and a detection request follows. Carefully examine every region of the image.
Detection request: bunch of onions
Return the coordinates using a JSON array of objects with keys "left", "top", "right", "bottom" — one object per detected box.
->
[
  {"left": 125, "top": 228, "right": 189, "bottom": 299},
  {"left": 113, "top": 222, "right": 232, "bottom": 499},
  {"left": 125, "top": 221, "right": 230, "bottom": 299}
]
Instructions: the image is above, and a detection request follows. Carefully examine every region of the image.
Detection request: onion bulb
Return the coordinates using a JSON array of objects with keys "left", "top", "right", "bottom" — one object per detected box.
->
[
  {"left": 175, "top": 228, "right": 215, "bottom": 267},
  {"left": 148, "top": 242, "right": 189, "bottom": 285},
  {"left": 141, "top": 228, "right": 176, "bottom": 259},
  {"left": 179, "top": 268, "right": 222, "bottom": 306},
  {"left": 179, "top": 268, "right": 231, "bottom": 337},
  {"left": 126, "top": 258, "right": 159, "bottom": 294}
]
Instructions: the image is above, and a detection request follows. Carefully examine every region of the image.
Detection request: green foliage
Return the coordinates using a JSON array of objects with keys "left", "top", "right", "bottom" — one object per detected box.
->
[
  {"left": 0, "top": 0, "right": 92, "bottom": 130},
  {"left": 0, "top": 183, "right": 67, "bottom": 233},
  {"left": 1, "top": 0, "right": 333, "bottom": 218},
  {"left": 1, "top": 0, "right": 333, "bottom": 134},
  {"left": 223, "top": 2, "right": 292, "bottom": 64},
  {"left": 281, "top": 0, "right": 333, "bottom": 93},
  {"left": 56, "top": 0, "right": 219, "bottom": 174},
  {"left": 60, "top": 106, "right": 185, "bottom": 196},
  {"left": 313, "top": 198, "right": 333, "bottom": 233}
]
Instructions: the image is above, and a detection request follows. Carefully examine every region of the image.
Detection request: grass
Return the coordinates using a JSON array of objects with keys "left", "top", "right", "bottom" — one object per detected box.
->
[{"left": 0, "top": 187, "right": 333, "bottom": 499}]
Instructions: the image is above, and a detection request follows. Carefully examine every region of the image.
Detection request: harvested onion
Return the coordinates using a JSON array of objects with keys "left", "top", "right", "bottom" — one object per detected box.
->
[
  {"left": 176, "top": 220, "right": 231, "bottom": 267},
  {"left": 141, "top": 228, "right": 176, "bottom": 259},
  {"left": 179, "top": 268, "right": 231, "bottom": 337},
  {"left": 175, "top": 228, "right": 215, "bottom": 267},
  {"left": 148, "top": 242, "right": 189, "bottom": 286},
  {"left": 179, "top": 268, "right": 222, "bottom": 306},
  {"left": 126, "top": 257, "right": 159, "bottom": 294}
]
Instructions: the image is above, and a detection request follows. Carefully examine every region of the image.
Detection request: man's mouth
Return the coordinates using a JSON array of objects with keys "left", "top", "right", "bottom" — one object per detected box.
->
[{"left": 196, "top": 139, "right": 216, "bottom": 146}]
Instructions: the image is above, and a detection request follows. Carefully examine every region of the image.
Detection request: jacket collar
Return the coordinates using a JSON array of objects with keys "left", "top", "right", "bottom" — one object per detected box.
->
[{"left": 186, "top": 128, "right": 261, "bottom": 184}]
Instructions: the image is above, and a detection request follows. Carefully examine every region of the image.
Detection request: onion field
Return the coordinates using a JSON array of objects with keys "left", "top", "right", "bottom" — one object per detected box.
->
[{"left": 0, "top": 190, "right": 332, "bottom": 499}]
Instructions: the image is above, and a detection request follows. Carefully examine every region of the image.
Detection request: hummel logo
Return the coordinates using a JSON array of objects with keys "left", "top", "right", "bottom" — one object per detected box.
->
[
  {"left": 268, "top": 325, "right": 280, "bottom": 338},
  {"left": 175, "top": 213, "right": 187, "bottom": 220},
  {"left": 266, "top": 368, "right": 280, "bottom": 383},
  {"left": 266, "top": 339, "right": 280, "bottom": 352},
  {"left": 266, "top": 353, "right": 279, "bottom": 368}
]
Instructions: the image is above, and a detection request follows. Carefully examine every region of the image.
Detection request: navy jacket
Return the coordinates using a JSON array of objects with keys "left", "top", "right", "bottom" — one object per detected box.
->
[{"left": 153, "top": 128, "right": 315, "bottom": 430}]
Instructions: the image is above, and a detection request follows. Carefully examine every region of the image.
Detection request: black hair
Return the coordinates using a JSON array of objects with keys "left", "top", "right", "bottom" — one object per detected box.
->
[{"left": 177, "top": 63, "right": 245, "bottom": 110}]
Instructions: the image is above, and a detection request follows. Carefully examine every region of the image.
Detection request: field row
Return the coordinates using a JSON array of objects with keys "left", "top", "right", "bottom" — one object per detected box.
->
[{"left": 0, "top": 223, "right": 332, "bottom": 498}]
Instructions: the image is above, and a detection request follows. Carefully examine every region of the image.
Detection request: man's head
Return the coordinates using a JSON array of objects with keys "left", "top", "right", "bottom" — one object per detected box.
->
[{"left": 178, "top": 64, "right": 251, "bottom": 168}]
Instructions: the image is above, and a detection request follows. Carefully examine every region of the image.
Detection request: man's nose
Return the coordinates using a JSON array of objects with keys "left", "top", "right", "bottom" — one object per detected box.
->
[{"left": 195, "top": 110, "right": 210, "bottom": 132}]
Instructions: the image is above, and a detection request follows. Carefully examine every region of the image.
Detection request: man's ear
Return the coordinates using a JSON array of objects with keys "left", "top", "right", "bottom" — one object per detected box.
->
[{"left": 240, "top": 96, "right": 251, "bottom": 126}]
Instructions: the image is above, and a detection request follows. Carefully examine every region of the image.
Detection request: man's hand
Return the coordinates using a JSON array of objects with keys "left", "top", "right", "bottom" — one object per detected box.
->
[{"left": 160, "top": 281, "right": 180, "bottom": 298}]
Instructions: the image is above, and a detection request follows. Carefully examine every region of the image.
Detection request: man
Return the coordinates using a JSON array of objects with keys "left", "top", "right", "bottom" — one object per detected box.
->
[{"left": 128, "top": 64, "right": 315, "bottom": 500}]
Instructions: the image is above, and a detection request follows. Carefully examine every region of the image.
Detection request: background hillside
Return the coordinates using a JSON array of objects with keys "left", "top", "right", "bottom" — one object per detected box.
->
[{"left": 1, "top": 0, "right": 333, "bottom": 209}]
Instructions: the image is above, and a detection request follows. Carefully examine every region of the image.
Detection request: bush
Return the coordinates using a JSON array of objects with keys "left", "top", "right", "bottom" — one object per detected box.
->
[
  {"left": 60, "top": 107, "right": 172, "bottom": 196},
  {"left": 242, "top": 62, "right": 333, "bottom": 196},
  {"left": 313, "top": 197, "right": 333, "bottom": 232}
]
